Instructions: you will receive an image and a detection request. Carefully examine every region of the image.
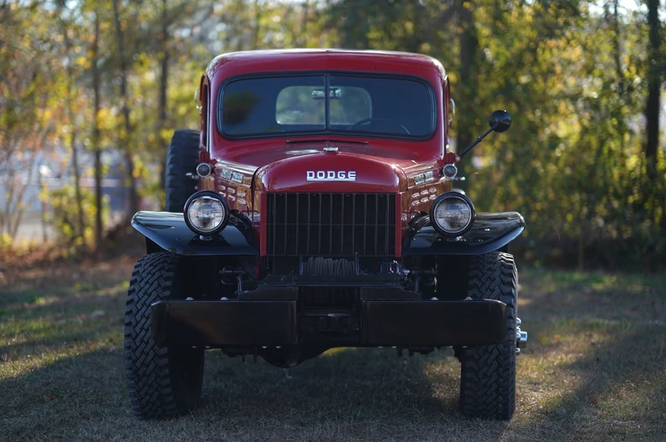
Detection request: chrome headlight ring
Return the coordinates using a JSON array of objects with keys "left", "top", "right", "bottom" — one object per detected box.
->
[
  {"left": 430, "top": 192, "right": 475, "bottom": 237},
  {"left": 183, "top": 191, "right": 230, "bottom": 236}
]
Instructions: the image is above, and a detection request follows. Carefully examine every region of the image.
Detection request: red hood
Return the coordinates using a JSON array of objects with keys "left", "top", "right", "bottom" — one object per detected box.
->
[{"left": 214, "top": 140, "right": 438, "bottom": 193}]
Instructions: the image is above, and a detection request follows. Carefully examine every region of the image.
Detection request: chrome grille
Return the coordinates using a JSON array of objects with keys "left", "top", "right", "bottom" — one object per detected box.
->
[{"left": 266, "top": 193, "right": 396, "bottom": 257}]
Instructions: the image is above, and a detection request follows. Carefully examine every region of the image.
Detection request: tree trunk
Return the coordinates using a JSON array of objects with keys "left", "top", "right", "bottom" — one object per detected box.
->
[
  {"left": 157, "top": 0, "right": 170, "bottom": 206},
  {"left": 92, "top": 8, "right": 104, "bottom": 252},
  {"left": 112, "top": 0, "right": 139, "bottom": 219},
  {"left": 611, "top": 0, "right": 625, "bottom": 97},
  {"left": 644, "top": 0, "right": 662, "bottom": 242},
  {"left": 252, "top": 0, "right": 261, "bottom": 49},
  {"left": 644, "top": 0, "right": 661, "bottom": 170},
  {"left": 456, "top": 0, "right": 479, "bottom": 154},
  {"left": 57, "top": 3, "right": 85, "bottom": 242},
  {"left": 65, "top": 47, "right": 85, "bottom": 241},
  {"left": 68, "top": 85, "right": 85, "bottom": 240},
  {"left": 404, "top": 0, "right": 425, "bottom": 53}
]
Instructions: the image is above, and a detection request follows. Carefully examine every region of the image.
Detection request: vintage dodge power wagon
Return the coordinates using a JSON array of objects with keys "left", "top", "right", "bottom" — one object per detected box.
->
[{"left": 124, "top": 49, "right": 527, "bottom": 420}]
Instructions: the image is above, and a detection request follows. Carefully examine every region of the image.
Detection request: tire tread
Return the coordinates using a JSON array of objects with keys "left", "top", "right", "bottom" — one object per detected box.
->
[
  {"left": 460, "top": 251, "right": 517, "bottom": 420},
  {"left": 124, "top": 252, "right": 202, "bottom": 419}
]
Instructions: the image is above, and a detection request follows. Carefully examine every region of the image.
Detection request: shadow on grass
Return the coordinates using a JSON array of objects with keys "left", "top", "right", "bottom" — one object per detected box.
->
[
  {"left": 1, "top": 267, "right": 665, "bottom": 441},
  {"left": 511, "top": 269, "right": 666, "bottom": 441},
  {"left": 1, "top": 324, "right": 664, "bottom": 442},
  {"left": 0, "top": 348, "right": 129, "bottom": 441},
  {"left": 0, "top": 344, "right": 508, "bottom": 442},
  {"left": 512, "top": 320, "right": 666, "bottom": 441},
  {"left": 0, "top": 318, "right": 122, "bottom": 357},
  {"left": 0, "top": 282, "right": 126, "bottom": 360}
]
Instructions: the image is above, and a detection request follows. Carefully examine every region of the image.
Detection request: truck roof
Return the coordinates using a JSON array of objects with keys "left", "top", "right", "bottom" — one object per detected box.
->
[{"left": 205, "top": 49, "right": 446, "bottom": 80}]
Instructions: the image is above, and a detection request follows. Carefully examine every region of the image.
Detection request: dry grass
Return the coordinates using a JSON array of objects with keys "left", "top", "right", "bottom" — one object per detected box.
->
[{"left": 1, "top": 256, "right": 665, "bottom": 441}]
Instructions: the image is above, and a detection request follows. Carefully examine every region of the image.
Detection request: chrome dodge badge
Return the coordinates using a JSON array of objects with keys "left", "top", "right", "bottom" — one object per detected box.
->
[{"left": 306, "top": 171, "right": 357, "bottom": 181}]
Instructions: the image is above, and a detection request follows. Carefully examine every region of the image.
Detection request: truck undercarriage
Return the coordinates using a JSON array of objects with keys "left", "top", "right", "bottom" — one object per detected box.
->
[{"left": 150, "top": 255, "right": 509, "bottom": 365}]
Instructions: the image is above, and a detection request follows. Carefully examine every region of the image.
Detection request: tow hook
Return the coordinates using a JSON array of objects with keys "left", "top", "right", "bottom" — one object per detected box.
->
[{"left": 516, "top": 317, "right": 528, "bottom": 354}]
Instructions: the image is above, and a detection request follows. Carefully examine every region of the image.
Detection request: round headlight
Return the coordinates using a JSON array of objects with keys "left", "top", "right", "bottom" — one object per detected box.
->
[
  {"left": 184, "top": 191, "right": 229, "bottom": 235},
  {"left": 430, "top": 192, "right": 475, "bottom": 236}
]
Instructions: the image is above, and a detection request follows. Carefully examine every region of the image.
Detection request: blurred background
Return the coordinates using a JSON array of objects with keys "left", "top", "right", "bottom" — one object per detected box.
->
[{"left": 0, "top": 0, "right": 664, "bottom": 270}]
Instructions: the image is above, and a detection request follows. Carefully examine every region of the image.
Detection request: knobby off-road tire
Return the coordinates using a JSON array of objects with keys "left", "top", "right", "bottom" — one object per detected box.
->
[
  {"left": 459, "top": 252, "right": 517, "bottom": 420},
  {"left": 165, "top": 129, "right": 199, "bottom": 212},
  {"left": 124, "top": 252, "right": 204, "bottom": 419}
]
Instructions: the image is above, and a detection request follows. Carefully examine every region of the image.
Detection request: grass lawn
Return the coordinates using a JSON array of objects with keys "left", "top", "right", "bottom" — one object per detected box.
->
[{"left": 1, "top": 255, "right": 665, "bottom": 441}]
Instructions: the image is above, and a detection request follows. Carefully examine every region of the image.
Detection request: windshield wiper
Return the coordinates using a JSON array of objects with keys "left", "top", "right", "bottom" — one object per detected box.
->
[{"left": 285, "top": 138, "right": 369, "bottom": 145}]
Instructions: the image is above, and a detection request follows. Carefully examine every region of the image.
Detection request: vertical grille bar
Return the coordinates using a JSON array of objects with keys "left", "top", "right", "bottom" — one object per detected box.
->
[
  {"left": 374, "top": 195, "right": 379, "bottom": 256},
  {"left": 339, "top": 194, "right": 345, "bottom": 255},
  {"left": 329, "top": 194, "right": 333, "bottom": 252},
  {"left": 318, "top": 193, "right": 322, "bottom": 255},
  {"left": 295, "top": 194, "right": 300, "bottom": 254},
  {"left": 271, "top": 194, "right": 277, "bottom": 256},
  {"left": 351, "top": 194, "right": 356, "bottom": 254},
  {"left": 306, "top": 194, "right": 311, "bottom": 255},
  {"left": 363, "top": 194, "right": 368, "bottom": 255},
  {"left": 384, "top": 194, "right": 390, "bottom": 256},
  {"left": 283, "top": 193, "right": 288, "bottom": 254}
]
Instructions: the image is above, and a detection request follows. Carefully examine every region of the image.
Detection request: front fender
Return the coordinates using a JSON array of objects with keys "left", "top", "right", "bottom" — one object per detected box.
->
[
  {"left": 132, "top": 211, "right": 259, "bottom": 256},
  {"left": 402, "top": 212, "right": 525, "bottom": 256}
]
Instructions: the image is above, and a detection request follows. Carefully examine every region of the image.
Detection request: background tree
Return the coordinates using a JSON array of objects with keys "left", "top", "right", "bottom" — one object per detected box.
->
[{"left": 0, "top": 0, "right": 664, "bottom": 269}]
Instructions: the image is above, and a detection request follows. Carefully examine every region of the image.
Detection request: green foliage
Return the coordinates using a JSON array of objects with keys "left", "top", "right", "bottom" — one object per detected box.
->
[
  {"left": 2, "top": 0, "right": 664, "bottom": 268},
  {"left": 463, "top": 1, "right": 666, "bottom": 269},
  {"left": 48, "top": 185, "right": 108, "bottom": 249},
  {"left": 329, "top": 0, "right": 665, "bottom": 269}
]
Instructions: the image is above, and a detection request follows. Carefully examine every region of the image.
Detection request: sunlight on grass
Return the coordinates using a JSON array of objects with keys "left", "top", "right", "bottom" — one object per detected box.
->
[
  {"left": 31, "top": 295, "right": 60, "bottom": 307},
  {"left": 522, "top": 267, "right": 665, "bottom": 296},
  {"left": 0, "top": 272, "right": 127, "bottom": 383},
  {"left": 0, "top": 329, "right": 122, "bottom": 380},
  {"left": 1, "top": 260, "right": 665, "bottom": 441},
  {"left": 322, "top": 347, "right": 352, "bottom": 357}
]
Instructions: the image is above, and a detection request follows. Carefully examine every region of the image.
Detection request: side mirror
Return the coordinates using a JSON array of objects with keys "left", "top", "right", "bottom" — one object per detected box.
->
[
  {"left": 489, "top": 110, "right": 511, "bottom": 133},
  {"left": 457, "top": 109, "right": 513, "bottom": 158}
]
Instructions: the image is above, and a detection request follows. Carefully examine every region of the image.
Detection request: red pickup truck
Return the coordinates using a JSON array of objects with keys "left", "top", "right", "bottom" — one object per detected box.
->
[{"left": 124, "top": 49, "right": 527, "bottom": 420}]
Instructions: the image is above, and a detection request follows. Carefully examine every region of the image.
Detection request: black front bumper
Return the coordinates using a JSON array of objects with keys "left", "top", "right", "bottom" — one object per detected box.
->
[{"left": 151, "top": 297, "right": 506, "bottom": 348}]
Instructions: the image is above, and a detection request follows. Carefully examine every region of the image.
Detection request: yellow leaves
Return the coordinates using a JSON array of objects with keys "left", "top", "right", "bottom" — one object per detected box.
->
[
  {"left": 134, "top": 52, "right": 150, "bottom": 68},
  {"left": 0, "top": 233, "right": 13, "bottom": 248},
  {"left": 75, "top": 56, "right": 89, "bottom": 69},
  {"left": 97, "top": 109, "right": 113, "bottom": 131},
  {"left": 132, "top": 156, "right": 145, "bottom": 180},
  {"left": 159, "top": 128, "right": 173, "bottom": 144}
]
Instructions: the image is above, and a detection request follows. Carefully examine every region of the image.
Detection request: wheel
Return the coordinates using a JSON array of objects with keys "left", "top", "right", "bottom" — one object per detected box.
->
[
  {"left": 124, "top": 252, "right": 204, "bottom": 419},
  {"left": 165, "top": 129, "right": 200, "bottom": 212},
  {"left": 347, "top": 118, "right": 410, "bottom": 134},
  {"left": 459, "top": 252, "right": 517, "bottom": 420}
]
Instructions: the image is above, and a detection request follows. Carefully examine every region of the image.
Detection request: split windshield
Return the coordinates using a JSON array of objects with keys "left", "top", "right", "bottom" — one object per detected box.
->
[{"left": 219, "top": 74, "right": 435, "bottom": 139}]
